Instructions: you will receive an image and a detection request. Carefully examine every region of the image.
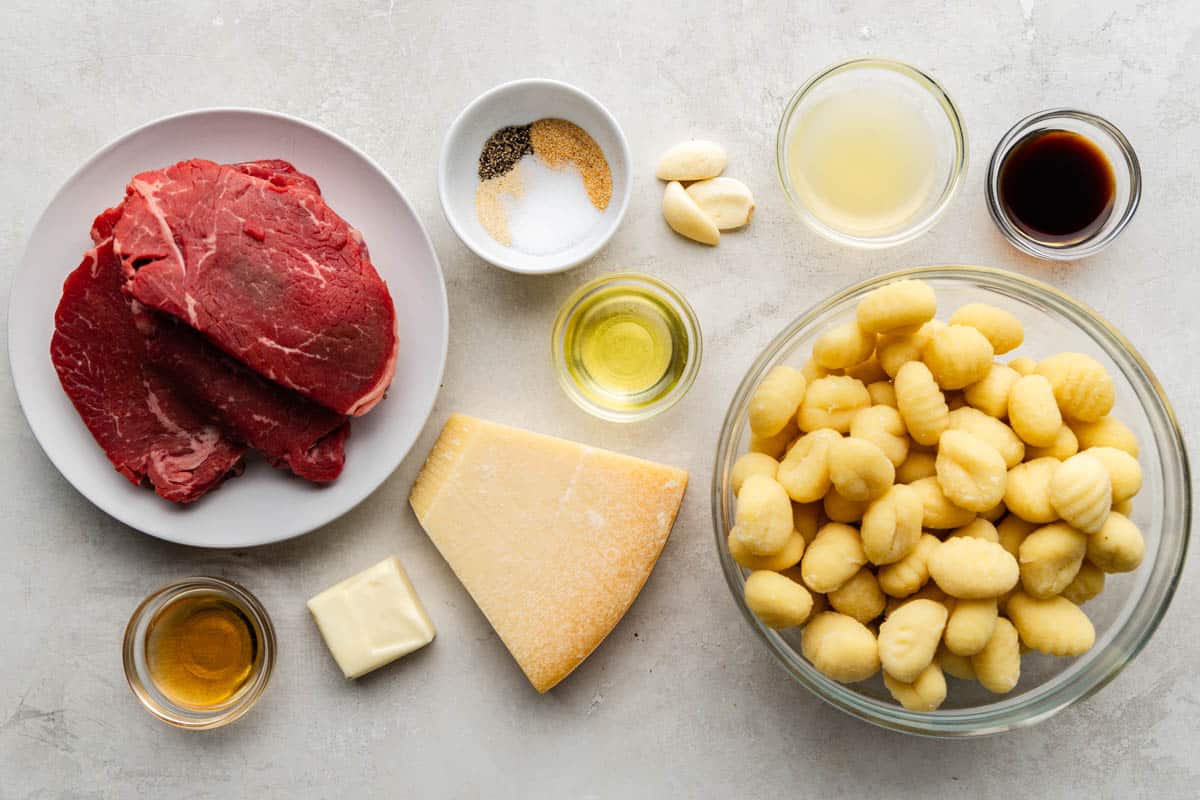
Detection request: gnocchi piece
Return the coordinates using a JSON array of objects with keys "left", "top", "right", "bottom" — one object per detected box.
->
[
  {"left": 1035, "top": 352, "right": 1115, "bottom": 422},
  {"left": 894, "top": 361, "right": 950, "bottom": 446},
  {"left": 748, "top": 366, "right": 808, "bottom": 437},
  {"left": 800, "top": 523, "right": 868, "bottom": 593},
  {"left": 728, "top": 529, "right": 806, "bottom": 571},
  {"left": 877, "top": 321, "right": 941, "bottom": 379},
  {"left": 801, "top": 612, "right": 881, "bottom": 683},
  {"left": 935, "top": 429, "right": 1008, "bottom": 512},
  {"left": 896, "top": 450, "right": 938, "bottom": 484},
  {"left": 878, "top": 598, "right": 948, "bottom": 683},
  {"left": 1068, "top": 416, "right": 1139, "bottom": 457},
  {"left": 797, "top": 375, "right": 871, "bottom": 433},
  {"left": 1049, "top": 453, "right": 1112, "bottom": 534},
  {"left": 850, "top": 405, "right": 910, "bottom": 467},
  {"left": 944, "top": 390, "right": 968, "bottom": 410},
  {"left": 813, "top": 322, "right": 876, "bottom": 370},
  {"left": 1087, "top": 512, "right": 1145, "bottom": 573},
  {"left": 776, "top": 429, "right": 840, "bottom": 503},
  {"left": 1112, "top": 497, "right": 1133, "bottom": 517},
  {"left": 828, "top": 436, "right": 895, "bottom": 502},
  {"left": 885, "top": 582, "right": 947, "bottom": 616},
  {"left": 866, "top": 380, "right": 898, "bottom": 408},
  {"left": 996, "top": 514, "right": 1037, "bottom": 559},
  {"left": 1008, "top": 374, "right": 1063, "bottom": 447},
  {"left": 823, "top": 489, "right": 868, "bottom": 523},
  {"left": 845, "top": 357, "right": 888, "bottom": 385},
  {"left": 963, "top": 363, "right": 1020, "bottom": 418},
  {"left": 878, "top": 533, "right": 940, "bottom": 598},
  {"left": 731, "top": 474, "right": 794, "bottom": 556},
  {"left": 949, "top": 303, "right": 1024, "bottom": 354},
  {"left": 950, "top": 518, "right": 999, "bottom": 542},
  {"left": 792, "top": 501, "right": 822, "bottom": 544},
  {"left": 749, "top": 417, "right": 798, "bottom": 459},
  {"left": 861, "top": 484, "right": 923, "bottom": 566},
  {"left": 828, "top": 568, "right": 887, "bottom": 625},
  {"left": 971, "top": 617, "right": 1021, "bottom": 693},
  {"left": 927, "top": 537, "right": 1020, "bottom": 599},
  {"left": 730, "top": 452, "right": 779, "bottom": 495},
  {"left": 1024, "top": 425, "right": 1079, "bottom": 461},
  {"left": 937, "top": 643, "right": 977, "bottom": 681},
  {"left": 1004, "top": 458, "right": 1061, "bottom": 523},
  {"left": 1007, "top": 356, "right": 1037, "bottom": 376},
  {"left": 1085, "top": 446, "right": 1142, "bottom": 504},
  {"left": 856, "top": 279, "right": 937, "bottom": 334},
  {"left": 744, "top": 570, "right": 814, "bottom": 629},
  {"left": 923, "top": 324, "right": 995, "bottom": 390},
  {"left": 909, "top": 476, "right": 976, "bottom": 529},
  {"left": 944, "top": 598, "right": 998, "bottom": 656},
  {"left": 1006, "top": 591, "right": 1095, "bottom": 656},
  {"left": 884, "top": 662, "right": 947, "bottom": 711},
  {"left": 947, "top": 407, "right": 1025, "bottom": 468},
  {"left": 1018, "top": 522, "right": 1088, "bottom": 598},
  {"left": 1061, "top": 561, "right": 1106, "bottom": 605}
]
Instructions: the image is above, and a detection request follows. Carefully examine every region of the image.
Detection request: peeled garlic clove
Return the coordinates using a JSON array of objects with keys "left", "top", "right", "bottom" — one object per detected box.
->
[
  {"left": 663, "top": 181, "right": 720, "bottom": 245},
  {"left": 685, "top": 177, "right": 755, "bottom": 230},
  {"left": 655, "top": 140, "right": 728, "bottom": 181}
]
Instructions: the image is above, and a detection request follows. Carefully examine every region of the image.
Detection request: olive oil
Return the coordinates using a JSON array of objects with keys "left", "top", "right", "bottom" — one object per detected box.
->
[
  {"left": 787, "top": 87, "right": 938, "bottom": 236},
  {"left": 563, "top": 285, "right": 689, "bottom": 412},
  {"left": 145, "top": 592, "right": 260, "bottom": 708}
]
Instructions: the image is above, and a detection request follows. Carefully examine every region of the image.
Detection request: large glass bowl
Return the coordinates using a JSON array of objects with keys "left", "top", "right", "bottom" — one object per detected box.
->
[{"left": 712, "top": 266, "right": 1190, "bottom": 737}]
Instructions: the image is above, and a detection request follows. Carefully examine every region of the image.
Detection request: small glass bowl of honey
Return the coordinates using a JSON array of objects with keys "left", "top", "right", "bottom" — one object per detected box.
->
[
  {"left": 123, "top": 577, "right": 276, "bottom": 729},
  {"left": 551, "top": 272, "right": 701, "bottom": 422},
  {"left": 987, "top": 109, "right": 1141, "bottom": 260}
]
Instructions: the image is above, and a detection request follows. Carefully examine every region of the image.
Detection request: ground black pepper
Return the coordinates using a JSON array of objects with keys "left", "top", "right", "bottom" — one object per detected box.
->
[{"left": 478, "top": 124, "right": 533, "bottom": 180}]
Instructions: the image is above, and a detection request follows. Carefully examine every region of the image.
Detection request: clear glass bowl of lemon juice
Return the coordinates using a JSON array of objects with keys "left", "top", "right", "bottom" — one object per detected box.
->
[{"left": 778, "top": 58, "right": 967, "bottom": 248}]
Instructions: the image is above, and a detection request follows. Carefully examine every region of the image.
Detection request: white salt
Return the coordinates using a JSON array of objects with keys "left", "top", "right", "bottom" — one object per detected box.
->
[{"left": 503, "top": 155, "right": 603, "bottom": 255}]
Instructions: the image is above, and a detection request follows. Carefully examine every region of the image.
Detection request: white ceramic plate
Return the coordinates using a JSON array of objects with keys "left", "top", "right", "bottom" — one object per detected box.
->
[{"left": 9, "top": 108, "right": 448, "bottom": 548}]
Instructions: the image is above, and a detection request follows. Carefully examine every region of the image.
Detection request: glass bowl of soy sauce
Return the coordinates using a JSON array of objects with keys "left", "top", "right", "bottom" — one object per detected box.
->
[{"left": 987, "top": 109, "right": 1140, "bottom": 260}]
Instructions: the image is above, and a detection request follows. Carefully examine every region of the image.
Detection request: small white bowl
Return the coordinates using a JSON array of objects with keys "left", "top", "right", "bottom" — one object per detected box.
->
[{"left": 438, "top": 78, "right": 632, "bottom": 274}]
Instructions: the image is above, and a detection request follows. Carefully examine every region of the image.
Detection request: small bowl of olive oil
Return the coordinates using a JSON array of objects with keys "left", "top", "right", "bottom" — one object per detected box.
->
[
  {"left": 552, "top": 272, "right": 701, "bottom": 422},
  {"left": 123, "top": 577, "right": 276, "bottom": 729}
]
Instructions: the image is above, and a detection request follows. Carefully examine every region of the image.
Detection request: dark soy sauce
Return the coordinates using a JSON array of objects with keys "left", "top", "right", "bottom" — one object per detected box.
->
[{"left": 999, "top": 130, "right": 1116, "bottom": 245}]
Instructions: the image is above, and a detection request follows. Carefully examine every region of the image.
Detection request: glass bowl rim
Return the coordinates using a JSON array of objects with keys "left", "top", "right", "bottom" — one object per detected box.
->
[
  {"left": 122, "top": 575, "right": 277, "bottom": 730},
  {"left": 775, "top": 57, "right": 969, "bottom": 249},
  {"left": 550, "top": 270, "right": 703, "bottom": 423},
  {"left": 985, "top": 108, "right": 1142, "bottom": 261},
  {"left": 711, "top": 264, "right": 1190, "bottom": 737}
]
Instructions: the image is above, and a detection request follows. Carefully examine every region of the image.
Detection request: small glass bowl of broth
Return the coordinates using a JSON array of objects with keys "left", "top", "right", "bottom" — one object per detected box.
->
[
  {"left": 777, "top": 58, "right": 968, "bottom": 248},
  {"left": 551, "top": 272, "right": 701, "bottom": 422},
  {"left": 123, "top": 577, "right": 276, "bottom": 729},
  {"left": 987, "top": 109, "right": 1141, "bottom": 260}
]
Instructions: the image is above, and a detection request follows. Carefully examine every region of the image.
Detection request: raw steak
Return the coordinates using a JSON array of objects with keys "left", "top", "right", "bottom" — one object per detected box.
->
[
  {"left": 50, "top": 239, "right": 245, "bottom": 503},
  {"left": 144, "top": 316, "right": 351, "bottom": 483},
  {"left": 109, "top": 158, "right": 397, "bottom": 416}
]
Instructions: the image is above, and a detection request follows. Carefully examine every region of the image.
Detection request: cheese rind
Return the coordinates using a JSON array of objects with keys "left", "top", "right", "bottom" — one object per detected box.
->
[
  {"left": 307, "top": 556, "right": 436, "bottom": 679},
  {"left": 410, "top": 414, "right": 688, "bottom": 693}
]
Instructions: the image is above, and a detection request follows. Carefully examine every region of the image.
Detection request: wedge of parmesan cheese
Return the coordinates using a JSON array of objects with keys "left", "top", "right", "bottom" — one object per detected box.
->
[{"left": 410, "top": 414, "right": 688, "bottom": 693}]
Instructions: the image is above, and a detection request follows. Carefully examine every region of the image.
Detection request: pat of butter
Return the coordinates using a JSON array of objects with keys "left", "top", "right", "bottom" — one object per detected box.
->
[{"left": 307, "top": 556, "right": 436, "bottom": 679}]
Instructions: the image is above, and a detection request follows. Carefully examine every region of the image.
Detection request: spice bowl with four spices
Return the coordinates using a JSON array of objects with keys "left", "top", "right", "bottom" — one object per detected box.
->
[{"left": 438, "top": 78, "right": 632, "bottom": 274}]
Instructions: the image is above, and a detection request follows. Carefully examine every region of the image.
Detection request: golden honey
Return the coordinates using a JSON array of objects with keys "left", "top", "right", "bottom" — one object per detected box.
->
[{"left": 145, "top": 593, "right": 260, "bottom": 708}]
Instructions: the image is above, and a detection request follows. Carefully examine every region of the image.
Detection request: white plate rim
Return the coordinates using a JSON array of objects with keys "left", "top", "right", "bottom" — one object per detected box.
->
[{"left": 8, "top": 106, "right": 448, "bottom": 548}]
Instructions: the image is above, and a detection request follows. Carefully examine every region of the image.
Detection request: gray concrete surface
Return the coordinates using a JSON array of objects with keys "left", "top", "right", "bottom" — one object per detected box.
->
[{"left": 2, "top": 1, "right": 1198, "bottom": 797}]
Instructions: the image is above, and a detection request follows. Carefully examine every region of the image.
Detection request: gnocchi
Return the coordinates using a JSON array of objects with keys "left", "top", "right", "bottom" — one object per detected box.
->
[
  {"left": 798, "top": 375, "right": 871, "bottom": 433},
  {"left": 1049, "top": 453, "right": 1112, "bottom": 535},
  {"left": 801, "top": 612, "right": 881, "bottom": 683},
  {"left": 895, "top": 361, "right": 950, "bottom": 446},
  {"left": 748, "top": 366, "right": 807, "bottom": 437},
  {"left": 949, "top": 303, "right": 1024, "bottom": 354},
  {"left": 923, "top": 324, "right": 995, "bottom": 390},
  {"left": 1035, "top": 352, "right": 1115, "bottom": 422},
  {"left": 729, "top": 277, "right": 1145, "bottom": 710},
  {"left": 744, "top": 570, "right": 814, "bottom": 629}
]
